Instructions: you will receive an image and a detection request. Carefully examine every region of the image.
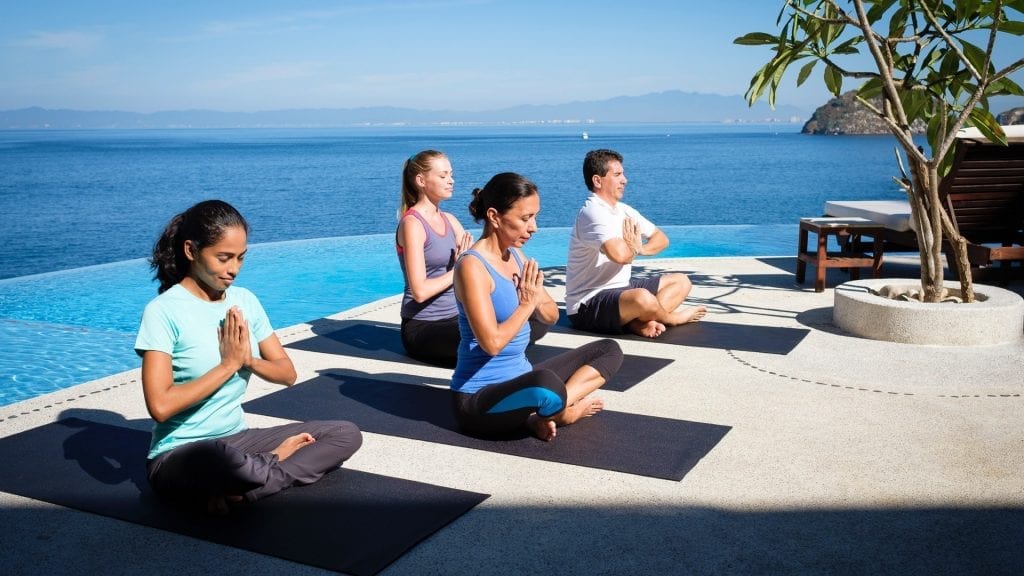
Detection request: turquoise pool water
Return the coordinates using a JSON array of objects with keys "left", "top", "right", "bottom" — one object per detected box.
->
[{"left": 0, "top": 224, "right": 795, "bottom": 406}]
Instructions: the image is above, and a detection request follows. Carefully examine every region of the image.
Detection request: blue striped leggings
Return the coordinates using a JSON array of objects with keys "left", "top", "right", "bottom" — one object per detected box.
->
[{"left": 452, "top": 338, "right": 622, "bottom": 438}]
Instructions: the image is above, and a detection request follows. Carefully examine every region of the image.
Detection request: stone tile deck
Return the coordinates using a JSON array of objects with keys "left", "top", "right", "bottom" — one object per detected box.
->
[{"left": 2, "top": 256, "right": 1022, "bottom": 575}]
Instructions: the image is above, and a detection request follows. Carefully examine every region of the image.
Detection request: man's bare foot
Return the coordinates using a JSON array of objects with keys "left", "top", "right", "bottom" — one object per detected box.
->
[
  {"left": 559, "top": 396, "right": 605, "bottom": 425},
  {"left": 667, "top": 305, "right": 707, "bottom": 325},
  {"left": 271, "top": 432, "right": 316, "bottom": 461},
  {"left": 628, "top": 319, "right": 666, "bottom": 338},
  {"left": 680, "top": 305, "right": 707, "bottom": 323},
  {"left": 526, "top": 414, "right": 557, "bottom": 442}
]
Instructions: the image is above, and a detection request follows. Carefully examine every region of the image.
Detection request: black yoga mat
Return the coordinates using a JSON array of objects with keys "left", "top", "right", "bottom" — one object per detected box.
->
[
  {"left": 289, "top": 322, "right": 674, "bottom": 392},
  {"left": 0, "top": 418, "right": 488, "bottom": 576},
  {"left": 245, "top": 373, "right": 731, "bottom": 481},
  {"left": 303, "top": 321, "right": 403, "bottom": 355},
  {"left": 524, "top": 344, "right": 673, "bottom": 392},
  {"left": 639, "top": 321, "right": 810, "bottom": 355}
]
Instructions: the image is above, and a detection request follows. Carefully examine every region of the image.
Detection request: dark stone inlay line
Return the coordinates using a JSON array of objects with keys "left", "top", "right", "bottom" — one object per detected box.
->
[
  {"left": 0, "top": 379, "right": 135, "bottom": 423},
  {"left": 726, "top": 350, "right": 1020, "bottom": 399}
]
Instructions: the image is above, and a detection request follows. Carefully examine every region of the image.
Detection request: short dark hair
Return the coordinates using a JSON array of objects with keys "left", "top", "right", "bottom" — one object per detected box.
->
[{"left": 583, "top": 149, "right": 623, "bottom": 192}]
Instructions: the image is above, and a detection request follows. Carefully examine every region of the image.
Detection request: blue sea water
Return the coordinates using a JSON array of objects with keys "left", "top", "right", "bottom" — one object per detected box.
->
[{"left": 0, "top": 123, "right": 912, "bottom": 405}]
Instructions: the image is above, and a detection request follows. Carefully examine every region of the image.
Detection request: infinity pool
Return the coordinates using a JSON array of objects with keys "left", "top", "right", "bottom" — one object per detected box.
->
[{"left": 0, "top": 224, "right": 795, "bottom": 406}]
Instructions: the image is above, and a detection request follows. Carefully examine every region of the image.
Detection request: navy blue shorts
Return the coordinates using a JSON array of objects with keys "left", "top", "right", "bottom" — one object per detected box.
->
[{"left": 568, "top": 276, "right": 661, "bottom": 334}]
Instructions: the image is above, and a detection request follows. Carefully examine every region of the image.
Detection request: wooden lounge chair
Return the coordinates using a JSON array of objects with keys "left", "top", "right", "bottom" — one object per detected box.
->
[
  {"left": 941, "top": 128, "right": 1024, "bottom": 278},
  {"left": 827, "top": 125, "right": 1024, "bottom": 282}
]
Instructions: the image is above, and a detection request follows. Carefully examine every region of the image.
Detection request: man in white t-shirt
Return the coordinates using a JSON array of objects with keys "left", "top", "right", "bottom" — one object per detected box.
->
[{"left": 564, "top": 149, "right": 706, "bottom": 338}]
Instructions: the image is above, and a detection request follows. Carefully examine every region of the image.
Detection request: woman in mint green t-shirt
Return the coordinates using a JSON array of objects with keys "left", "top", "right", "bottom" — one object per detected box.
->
[{"left": 136, "top": 200, "right": 361, "bottom": 514}]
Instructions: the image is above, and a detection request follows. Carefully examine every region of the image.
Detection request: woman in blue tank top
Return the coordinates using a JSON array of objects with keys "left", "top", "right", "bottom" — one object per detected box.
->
[
  {"left": 452, "top": 173, "right": 623, "bottom": 441},
  {"left": 395, "top": 150, "right": 473, "bottom": 367}
]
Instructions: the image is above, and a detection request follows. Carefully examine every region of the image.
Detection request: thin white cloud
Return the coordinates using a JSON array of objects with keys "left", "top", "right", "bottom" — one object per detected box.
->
[
  {"left": 17, "top": 30, "right": 102, "bottom": 51},
  {"left": 199, "top": 0, "right": 489, "bottom": 36},
  {"left": 194, "top": 62, "right": 327, "bottom": 92}
]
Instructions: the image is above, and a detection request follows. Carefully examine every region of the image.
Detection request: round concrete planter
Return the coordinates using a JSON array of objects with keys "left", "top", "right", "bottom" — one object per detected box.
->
[{"left": 833, "top": 278, "right": 1024, "bottom": 346}]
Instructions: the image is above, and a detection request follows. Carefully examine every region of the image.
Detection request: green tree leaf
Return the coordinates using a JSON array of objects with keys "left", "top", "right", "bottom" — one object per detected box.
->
[
  {"left": 888, "top": 6, "right": 909, "bottom": 37},
  {"left": 733, "top": 32, "right": 780, "bottom": 45},
  {"left": 956, "top": 0, "right": 984, "bottom": 22},
  {"left": 960, "top": 40, "right": 992, "bottom": 75},
  {"left": 990, "top": 76, "right": 1024, "bottom": 96},
  {"left": 858, "top": 76, "right": 884, "bottom": 100},
  {"left": 797, "top": 60, "right": 817, "bottom": 87},
  {"left": 997, "top": 20, "right": 1024, "bottom": 35},
  {"left": 967, "top": 108, "right": 1007, "bottom": 146},
  {"left": 824, "top": 64, "right": 843, "bottom": 96},
  {"left": 866, "top": 0, "right": 899, "bottom": 23}
]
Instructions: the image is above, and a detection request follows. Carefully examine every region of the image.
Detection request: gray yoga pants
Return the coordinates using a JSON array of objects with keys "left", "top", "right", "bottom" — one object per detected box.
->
[{"left": 146, "top": 420, "right": 362, "bottom": 504}]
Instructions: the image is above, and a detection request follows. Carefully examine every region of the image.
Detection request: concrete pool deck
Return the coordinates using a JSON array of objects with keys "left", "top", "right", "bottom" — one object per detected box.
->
[{"left": 2, "top": 255, "right": 1022, "bottom": 575}]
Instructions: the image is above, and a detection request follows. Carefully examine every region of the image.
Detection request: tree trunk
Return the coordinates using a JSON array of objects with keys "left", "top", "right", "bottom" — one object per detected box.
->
[
  {"left": 907, "top": 155, "right": 977, "bottom": 303},
  {"left": 908, "top": 156, "right": 946, "bottom": 302},
  {"left": 946, "top": 234, "right": 976, "bottom": 302},
  {"left": 939, "top": 210, "right": 976, "bottom": 302}
]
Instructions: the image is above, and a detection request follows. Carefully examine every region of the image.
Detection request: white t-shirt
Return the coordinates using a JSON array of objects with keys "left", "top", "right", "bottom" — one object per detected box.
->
[{"left": 564, "top": 193, "right": 656, "bottom": 315}]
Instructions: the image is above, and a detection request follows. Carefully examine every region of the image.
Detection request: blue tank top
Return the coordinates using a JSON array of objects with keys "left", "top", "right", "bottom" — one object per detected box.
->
[
  {"left": 396, "top": 209, "right": 458, "bottom": 320},
  {"left": 451, "top": 249, "right": 532, "bottom": 393}
]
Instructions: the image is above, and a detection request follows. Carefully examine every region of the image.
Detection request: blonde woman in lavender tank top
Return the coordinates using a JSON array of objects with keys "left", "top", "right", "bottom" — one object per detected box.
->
[{"left": 395, "top": 150, "right": 474, "bottom": 367}]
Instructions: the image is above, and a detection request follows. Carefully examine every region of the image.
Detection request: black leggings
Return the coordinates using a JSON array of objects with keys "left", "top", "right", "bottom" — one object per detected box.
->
[
  {"left": 452, "top": 338, "right": 622, "bottom": 438},
  {"left": 401, "top": 316, "right": 461, "bottom": 368},
  {"left": 402, "top": 315, "right": 552, "bottom": 368}
]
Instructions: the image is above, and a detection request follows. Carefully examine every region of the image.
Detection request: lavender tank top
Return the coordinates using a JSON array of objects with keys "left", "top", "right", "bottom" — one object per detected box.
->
[{"left": 397, "top": 210, "right": 458, "bottom": 320}]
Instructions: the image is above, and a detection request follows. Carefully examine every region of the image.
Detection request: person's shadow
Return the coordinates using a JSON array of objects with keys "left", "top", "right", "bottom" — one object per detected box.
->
[{"left": 57, "top": 409, "right": 152, "bottom": 497}]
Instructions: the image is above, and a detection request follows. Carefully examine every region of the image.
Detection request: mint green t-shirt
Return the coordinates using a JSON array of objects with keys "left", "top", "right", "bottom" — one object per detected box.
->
[{"left": 135, "top": 284, "right": 273, "bottom": 459}]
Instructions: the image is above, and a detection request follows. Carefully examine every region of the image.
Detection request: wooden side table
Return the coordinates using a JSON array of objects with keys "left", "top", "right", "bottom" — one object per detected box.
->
[{"left": 796, "top": 217, "right": 885, "bottom": 292}]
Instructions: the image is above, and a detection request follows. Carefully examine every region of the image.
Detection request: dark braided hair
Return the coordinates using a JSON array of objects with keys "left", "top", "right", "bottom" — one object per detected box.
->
[
  {"left": 467, "top": 172, "right": 538, "bottom": 226},
  {"left": 150, "top": 200, "right": 248, "bottom": 293}
]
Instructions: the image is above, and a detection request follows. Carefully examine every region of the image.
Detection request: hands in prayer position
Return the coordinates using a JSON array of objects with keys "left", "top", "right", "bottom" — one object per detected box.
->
[
  {"left": 218, "top": 306, "right": 252, "bottom": 373},
  {"left": 513, "top": 257, "right": 545, "bottom": 310},
  {"left": 622, "top": 217, "right": 643, "bottom": 257}
]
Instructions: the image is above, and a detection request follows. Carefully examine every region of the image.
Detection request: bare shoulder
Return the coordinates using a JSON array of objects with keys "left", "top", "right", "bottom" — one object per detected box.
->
[
  {"left": 443, "top": 211, "right": 466, "bottom": 233},
  {"left": 397, "top": 212, "right": 427, "bottom": 242}
]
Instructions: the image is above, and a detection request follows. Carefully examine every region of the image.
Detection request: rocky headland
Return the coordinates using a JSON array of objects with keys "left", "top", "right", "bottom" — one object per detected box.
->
[
  {"left": 802, "top": 91, "right": 1023, "bottom": 135},
  {"left": 801, "top": 91, "right": 925, "bottom": 134},
  {"left": 998, "top": 106, "right": 1024, "bottom": 125}
]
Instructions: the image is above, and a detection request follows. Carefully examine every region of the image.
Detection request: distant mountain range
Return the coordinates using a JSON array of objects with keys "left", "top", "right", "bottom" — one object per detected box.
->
[{"left": 0, "top": 91, "right": 809, "bottom": 129}]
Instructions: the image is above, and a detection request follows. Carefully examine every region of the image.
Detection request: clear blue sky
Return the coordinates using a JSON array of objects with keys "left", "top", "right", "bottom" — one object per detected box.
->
[{"left": 2, "top": 0, "right": 1022, "bottom": 113}]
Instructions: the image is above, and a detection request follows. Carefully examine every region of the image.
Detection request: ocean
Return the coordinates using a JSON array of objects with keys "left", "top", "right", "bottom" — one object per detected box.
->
[{"left": 0, "top": 123, "right": 908, "bottom": 280}]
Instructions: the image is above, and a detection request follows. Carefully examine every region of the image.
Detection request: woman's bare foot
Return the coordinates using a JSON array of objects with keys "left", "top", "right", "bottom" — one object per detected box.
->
[
  {"left": 628, "top": 319, "right": 666, "bottom": 338},
  {"left": 557, "top": 396, "right": 605, "bottom": 426},
  {"left": 526, "top": 413, "right": 557, "bottom": 442},
  {"left": 271, "top": 432, "right": 316, "bottom": 461}
]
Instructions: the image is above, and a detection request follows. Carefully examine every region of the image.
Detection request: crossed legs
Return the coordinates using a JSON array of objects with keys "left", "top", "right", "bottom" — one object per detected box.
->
[
  {"left": 147, "top": 420, "right": 362, "bottom": 512},
  {"left": 453, "top": 339, "right": 623, "bottom": 442},
  {"left": 619, "top": 273, "right": 706, "bottom": 337}
]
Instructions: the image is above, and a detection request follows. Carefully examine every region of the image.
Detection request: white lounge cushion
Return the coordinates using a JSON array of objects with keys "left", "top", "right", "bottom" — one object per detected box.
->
[{"left": 824, "top": 200, "right": 913, "bottom": 232}]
